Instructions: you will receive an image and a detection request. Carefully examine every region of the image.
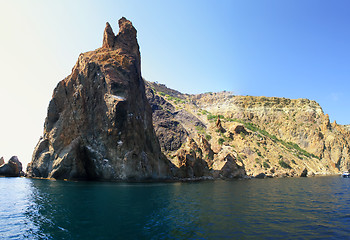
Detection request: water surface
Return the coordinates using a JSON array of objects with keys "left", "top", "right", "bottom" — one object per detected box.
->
[{"left": 1, "top": 176, "right": 350, "bottom": 239}]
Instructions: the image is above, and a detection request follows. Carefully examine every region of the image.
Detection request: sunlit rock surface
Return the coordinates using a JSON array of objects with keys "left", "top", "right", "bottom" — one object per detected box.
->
[{"left": 27, "top": 18, "right": 171, "bottom": 181}]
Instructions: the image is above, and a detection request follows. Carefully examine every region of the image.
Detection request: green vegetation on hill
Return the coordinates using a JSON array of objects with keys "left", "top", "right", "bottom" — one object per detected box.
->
[{"left": 202, "top": 115, "right": 320, "bottom": 160}]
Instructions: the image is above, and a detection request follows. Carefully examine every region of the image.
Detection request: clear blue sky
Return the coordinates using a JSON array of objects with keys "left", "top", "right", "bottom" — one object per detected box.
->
[{"left": 1, "top": 0, "right": 349, "bottom": 166}]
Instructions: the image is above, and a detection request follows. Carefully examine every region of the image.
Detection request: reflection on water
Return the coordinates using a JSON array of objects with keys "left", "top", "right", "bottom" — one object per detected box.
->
[{"left": 1, "top": 176, "right": 350, "bottom": 239}]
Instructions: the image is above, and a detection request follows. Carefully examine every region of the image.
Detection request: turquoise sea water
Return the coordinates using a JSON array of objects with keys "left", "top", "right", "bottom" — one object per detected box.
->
[{"left": 1, "top": 176, "right": 350, "bottom": 239}]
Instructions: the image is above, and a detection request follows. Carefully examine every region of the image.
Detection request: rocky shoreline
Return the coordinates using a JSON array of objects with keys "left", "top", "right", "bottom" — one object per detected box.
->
[
  {"left": 5, "top": 171, "right": 343, "bottom": 182},
  {"left": 0, "top": 156, "right": 342, "bottom": 181}
]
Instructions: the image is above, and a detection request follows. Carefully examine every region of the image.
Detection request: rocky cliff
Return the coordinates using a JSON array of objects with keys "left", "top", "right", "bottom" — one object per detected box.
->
[
  {"left": 27, "top": 18, "right": 171, "bottom": 181},
  {"left": 27, "top": 17, "right": 349, "bottom": 181},
  {"left": 145, "top": 82, "right": 350, "bottom": 178},
  {"left": 146, "top": 83, "right": 246, "bottom": 179}
]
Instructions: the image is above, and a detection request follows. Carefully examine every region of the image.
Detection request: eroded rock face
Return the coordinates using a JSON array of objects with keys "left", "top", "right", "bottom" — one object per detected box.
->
[
  {"left": 27, "top": 18, "right": 171, "bottom": 181},
  {"left": 189, "top": 92, "right": 350, "bottom": 176},
  {"left": 171, "top": 138, "right": 209, "bottom": 178},
  {"left": 145, "top": 82, "right": 248, "bottom": 179},
  {"left": 0, "top": 156, "right": 23, "bottom": 177},
  {"left": 145, "top": 87, "right": 189, "bottom": 152},
  {"left": 144, "top": 81, "right": 350, "bottom": 178}
]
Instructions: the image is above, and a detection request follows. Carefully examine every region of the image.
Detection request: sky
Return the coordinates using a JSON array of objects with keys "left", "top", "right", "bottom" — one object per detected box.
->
[{"left": 0, "top": 0, "right": 349, "bottom": 167}]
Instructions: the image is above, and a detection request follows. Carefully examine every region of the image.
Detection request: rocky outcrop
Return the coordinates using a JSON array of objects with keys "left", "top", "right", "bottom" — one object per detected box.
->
[
  {"left": 300, "top": 168, "right": 308, "bottom": 177},
  {"left": 212, "top": 150, "right": 246, "bottom": 179},
  {"left": 216, "top": 116, "right": 225, "bottom": 133},
  {"left": 102, "top": 22, "right": 115, "bottom": 48},
  {"left": 173, "top": 138, "right": 210, "bottom": 178},
  {"left": 145, "top": 82, "right": 248, "bottom": 179},
  {"left": 27, "top": 18, "right": 171, "bottom": 181},
  {"left": 0, "top": 156, "right": 24, "bottom": 177}
]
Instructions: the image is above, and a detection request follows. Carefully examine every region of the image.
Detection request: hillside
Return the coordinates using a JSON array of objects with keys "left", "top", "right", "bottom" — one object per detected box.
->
[{"left": 145, "top": 81, "right": 350, "bottom": 178}]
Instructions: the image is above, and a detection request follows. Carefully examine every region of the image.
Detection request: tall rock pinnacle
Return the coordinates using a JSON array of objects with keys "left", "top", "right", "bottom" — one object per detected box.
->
[
  {"left": 27, "top": 17, "right": 171, "bottom": 181},
  {"left": 101, "top": 18, "right": 141, "bottom": 75},
  {"left": 102, "top": 18, "right": 138, "bottom": 53},
  {"left": 102, "top": 22, "right": 115, "bottom": 48}
]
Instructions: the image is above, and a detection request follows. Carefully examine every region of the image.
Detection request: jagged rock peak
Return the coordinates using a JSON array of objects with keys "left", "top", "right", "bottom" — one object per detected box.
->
[
  {"left": 115, "top": 17, "right": 139, "bottom": 57},
  {"left": 102, "top": 22, "right": 115, "bottom": 48},
  {"left": 117, "top": 17, "right": 136, "bottom": 37},
  {"left": 102, "top": 17, "right": 138, "bottom": 52},
  {"left": 101, "top": 17, "right": 140, "bottom": 73},
  {"left": 118, "top": 17, "right": 132, "bottom": 29}
]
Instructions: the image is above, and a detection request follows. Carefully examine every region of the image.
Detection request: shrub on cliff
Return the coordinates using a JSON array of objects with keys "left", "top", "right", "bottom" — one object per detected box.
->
[
  {"left": 279, "top": 160, "right": 292, "bottom": 169},
  {"left": 263, "top": 161, "right": 270, "bottom": 169}
]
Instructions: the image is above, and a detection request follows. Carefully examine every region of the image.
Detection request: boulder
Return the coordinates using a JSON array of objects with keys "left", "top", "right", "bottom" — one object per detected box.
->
[
  {"left": 254, "top": 172, "right": 266, "bottom": 179},
  {"left": 300, "top": 168, "right": 308, "bottom": 177},
  {"left": 0, "top": 156, "right": 23, "bottom": 177},
  {"left": 234, "top": 125, "right": 247, "bottom": 134}
]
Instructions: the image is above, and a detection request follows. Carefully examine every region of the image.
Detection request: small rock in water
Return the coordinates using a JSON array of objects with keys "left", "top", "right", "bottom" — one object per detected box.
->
[
  {"left": 255, "top": 173, "right": 266, "bottom": 179},
  {"left": 0, "top": 156, "right": 24, "bottom": 177}
]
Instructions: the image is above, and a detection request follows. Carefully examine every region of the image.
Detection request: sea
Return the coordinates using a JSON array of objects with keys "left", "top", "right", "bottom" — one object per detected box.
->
[{"left": 1, "top": 176, "right": 350, "bottom": 239}]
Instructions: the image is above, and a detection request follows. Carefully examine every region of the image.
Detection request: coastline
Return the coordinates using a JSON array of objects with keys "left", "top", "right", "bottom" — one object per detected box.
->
[{"left": 0, "top": 171, "right": 342, "bottom": 184}]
